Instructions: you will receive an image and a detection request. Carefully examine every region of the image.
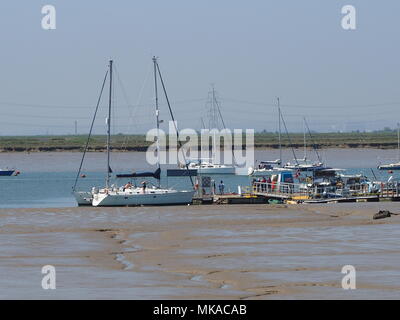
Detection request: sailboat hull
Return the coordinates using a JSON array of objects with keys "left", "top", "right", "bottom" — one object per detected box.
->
[
  {"left": 73, "top": 191, "right": 93, "bottom": 206},
  {"left": 92, "top": 190, "right": 195, "bottom": 207}
]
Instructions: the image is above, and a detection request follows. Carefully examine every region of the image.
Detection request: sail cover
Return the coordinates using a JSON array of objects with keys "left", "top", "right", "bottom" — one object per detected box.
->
[{"left": 116, "top": 168, "right": 161, "bottom": 180}]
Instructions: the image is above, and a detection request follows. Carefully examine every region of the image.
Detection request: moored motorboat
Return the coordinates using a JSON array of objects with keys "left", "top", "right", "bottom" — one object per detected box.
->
[
  {"left": 378, "top": 162, "right": 400, "bottom": 170},
  {"left": 0, "top": 169, "right": 15, "bottom": 176}
]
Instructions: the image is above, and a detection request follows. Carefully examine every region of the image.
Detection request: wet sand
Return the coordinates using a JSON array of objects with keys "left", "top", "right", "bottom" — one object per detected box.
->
[{"left": 1, "top": 203, "right": 400, "bottom": 299}]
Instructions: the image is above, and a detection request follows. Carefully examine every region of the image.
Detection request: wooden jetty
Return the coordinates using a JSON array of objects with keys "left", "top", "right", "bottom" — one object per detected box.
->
[
  {"left": 251, "top": 181, "right": 400, "bottom": 204},
  {"left": 193, "top": 194, "right": 267, "bottom": 205},
  {"left": 190, "top": 180, "right": 400, "bottom": 205}
]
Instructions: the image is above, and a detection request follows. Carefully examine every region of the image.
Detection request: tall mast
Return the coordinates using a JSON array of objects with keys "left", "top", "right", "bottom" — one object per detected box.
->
[
  {"left": 303, "top": 117, "right": 307, "bottom": 161},
  {"left": 397, "top": 122, "right": 399, "bottom": 162},
  {"left": 152, "top": 56, "right": 161, "bottom": 185},
  {"left": 277, "top": 97, "right": 282, "bottom": 165},
  {"left": 211, "top": 85, "right": 216, "bottom": 163},
  {"left": 106, "top": 60, "right": 113, "bottom": 188}
]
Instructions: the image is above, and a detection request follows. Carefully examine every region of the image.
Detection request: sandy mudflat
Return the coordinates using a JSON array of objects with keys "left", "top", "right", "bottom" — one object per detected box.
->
[{"left": 1, "top": 202, "right": 400, "bottom": 299}]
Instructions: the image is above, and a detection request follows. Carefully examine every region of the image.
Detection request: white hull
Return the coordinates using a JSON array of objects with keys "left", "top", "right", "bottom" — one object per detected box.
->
[
  {"left": 176, "top": 166, "right": 235, "bottom": 174},
  {"left": 248, "top": 166, "right": 288, "bottom": 176},
  {"left": 378, "top": 163, "right": 400, "bottom": 170},
  {"left": 197, "top": 166, "right": 235, "bottom": 174},
  {"left": 183, "top": 160, "right": 236, "bottom": 175},
  {"left": 73, "top": 191, "right": 93, "bottom": 206},
  {"left": 92, "top": 189, "right": 195, "bottom": 207},
  {"left": 250, "top": 169, "right": 274, "bottom": 176}
]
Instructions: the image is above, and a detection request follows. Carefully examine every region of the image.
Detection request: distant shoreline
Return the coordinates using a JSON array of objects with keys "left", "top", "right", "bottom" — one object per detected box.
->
[
  {"left": 1, "top": 132, "right": 400, "bottom": 152},
  {"left": 0, "top": 143, "right": 399, "bottom": 152}
]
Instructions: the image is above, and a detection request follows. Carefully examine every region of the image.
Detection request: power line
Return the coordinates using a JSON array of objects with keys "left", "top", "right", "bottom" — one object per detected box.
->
[
  {"left": 0, "top": 98, "right": 206, "bottom": 110},
  {"left": 221, "top": 98, "right": 400, "bottom": 109}
]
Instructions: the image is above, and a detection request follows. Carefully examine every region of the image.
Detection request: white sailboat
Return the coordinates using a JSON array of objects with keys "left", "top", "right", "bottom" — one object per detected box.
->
[
  {"left": 378, "top": 123, "right": 400, "bottom": 170},
  {"left": 184, "top": 158, "right": 236, "bottom": 174},
  {"left": 73, "top": 58, "right": 195, "bottom": 206},
  {"left": 249, "top": 98, "right": 283, "bottom": 176},
  {"left": 284, "top": 117, "right": 324, "bottom": 171},
  {"left": 174, "top": 86, "right": 236, "bottom": 175}
]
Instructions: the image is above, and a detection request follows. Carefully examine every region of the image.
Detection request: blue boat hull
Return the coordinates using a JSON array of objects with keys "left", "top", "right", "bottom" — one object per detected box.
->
[
  {"left": 166, "top": 169, "right": 198, "bottom": 176},
  {"left": 0, "top": 170, "right": 15, "bottom": 176}
]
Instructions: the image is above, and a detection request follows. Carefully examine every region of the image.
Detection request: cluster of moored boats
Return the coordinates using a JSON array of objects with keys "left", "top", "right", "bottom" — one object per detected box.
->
[
  {"left": 71, "top": 58, "right": 400, "bottom": 206},
  {"left": 250, "top": 162, "right": 386, "bottom": 200},
  {"left": 2, "top": 58, "right": 399, "bottom": 206}
]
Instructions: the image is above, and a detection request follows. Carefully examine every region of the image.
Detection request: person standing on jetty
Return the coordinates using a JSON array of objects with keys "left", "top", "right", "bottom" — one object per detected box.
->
[{"left": 219, "top": 180, "right": 225, "bottom": 195}]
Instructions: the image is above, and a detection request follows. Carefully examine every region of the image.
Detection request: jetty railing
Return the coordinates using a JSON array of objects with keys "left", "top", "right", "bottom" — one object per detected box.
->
[
  {"left": 252, "top": 181, "right": 310, "bottom": 199},
  {"left": 380, "top": 181, "right": 400, "bottom": 198},
  {"left": 252, "top": 181, "right": 400, "bottom": 200}
]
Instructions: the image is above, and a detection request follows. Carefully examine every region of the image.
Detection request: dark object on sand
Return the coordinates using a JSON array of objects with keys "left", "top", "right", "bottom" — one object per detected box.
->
[{"left": 373, "top": 210, "right": 391, "bottom": 220}]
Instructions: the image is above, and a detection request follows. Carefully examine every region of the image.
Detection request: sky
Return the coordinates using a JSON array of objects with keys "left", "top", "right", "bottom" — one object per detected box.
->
[{"left": 0, "top": 0, "right": 399, "bottom": 135}]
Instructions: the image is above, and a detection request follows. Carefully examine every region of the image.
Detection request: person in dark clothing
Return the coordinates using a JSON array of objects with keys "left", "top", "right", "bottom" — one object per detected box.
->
[
  {"left": 141, "top": 181, "right": 147, "bottom": 193},
  {"left": 218, "top": 180, "right": 225, "bottom": 195}
]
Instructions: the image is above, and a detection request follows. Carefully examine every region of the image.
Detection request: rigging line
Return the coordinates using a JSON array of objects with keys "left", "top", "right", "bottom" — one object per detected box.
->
[
  {"left": 280, "top": 108, "right": 299, "bottom": 165},
  {"left": 200, "top": 117, "right": 206, "bottom": 130},
  {"left": 213, "top": 91, "right": 237, "bottom": 165},
  {"left": 113, "top": 64, "right": 134, "bottom": 143},
  {"left": 115, "top": 63, "right": 152, "bottom": 151},
  {"left": 72, "top": 69, "right": 109, "bottom": 192},
  {"left": 155, "top": 60, "right": 194, "bottom": 187},
  {"left": 112, "top": 65, "right": 116, "bottom": 139},
  {"left": 303, "top": 117, "right": 322, "bottom": 163}
]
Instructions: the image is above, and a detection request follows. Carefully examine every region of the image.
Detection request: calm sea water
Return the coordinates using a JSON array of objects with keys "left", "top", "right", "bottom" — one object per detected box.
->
[{"left": 1, "top": 149, "right": 399, "bottom": 208}]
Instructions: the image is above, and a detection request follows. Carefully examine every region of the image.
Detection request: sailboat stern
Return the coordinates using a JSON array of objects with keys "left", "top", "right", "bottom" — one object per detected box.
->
[{"left": 73, "top": 191, "right": 93, "bottom": 206}]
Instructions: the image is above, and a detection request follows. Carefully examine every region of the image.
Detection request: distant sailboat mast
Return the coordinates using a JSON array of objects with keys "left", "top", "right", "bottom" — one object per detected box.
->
[
  {"left": 304, "top": 117, "right": 322, "bottom": 164},
  {"left": 303, "top": 117, "right": 307, "bottom": 162},
  {"left": 277, "top": 97, "right": 282, "bottom": 165},
  {"left": 152, "top": 56, "right": 162, "bottom": 187},
  {"left": 211, "top": 85, "right": 217, "bottom": 163},
  {"left": 397, "top": 122, "right": 400, "bottom": 162},
  {"left": 106, "top": 60, "right": 113, "bottom": 189}
]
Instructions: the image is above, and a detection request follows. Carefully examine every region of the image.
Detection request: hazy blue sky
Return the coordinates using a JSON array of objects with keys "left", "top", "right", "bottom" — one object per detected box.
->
[{"left": 0, "top": 0, "right": 399, "bottom": 135}]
